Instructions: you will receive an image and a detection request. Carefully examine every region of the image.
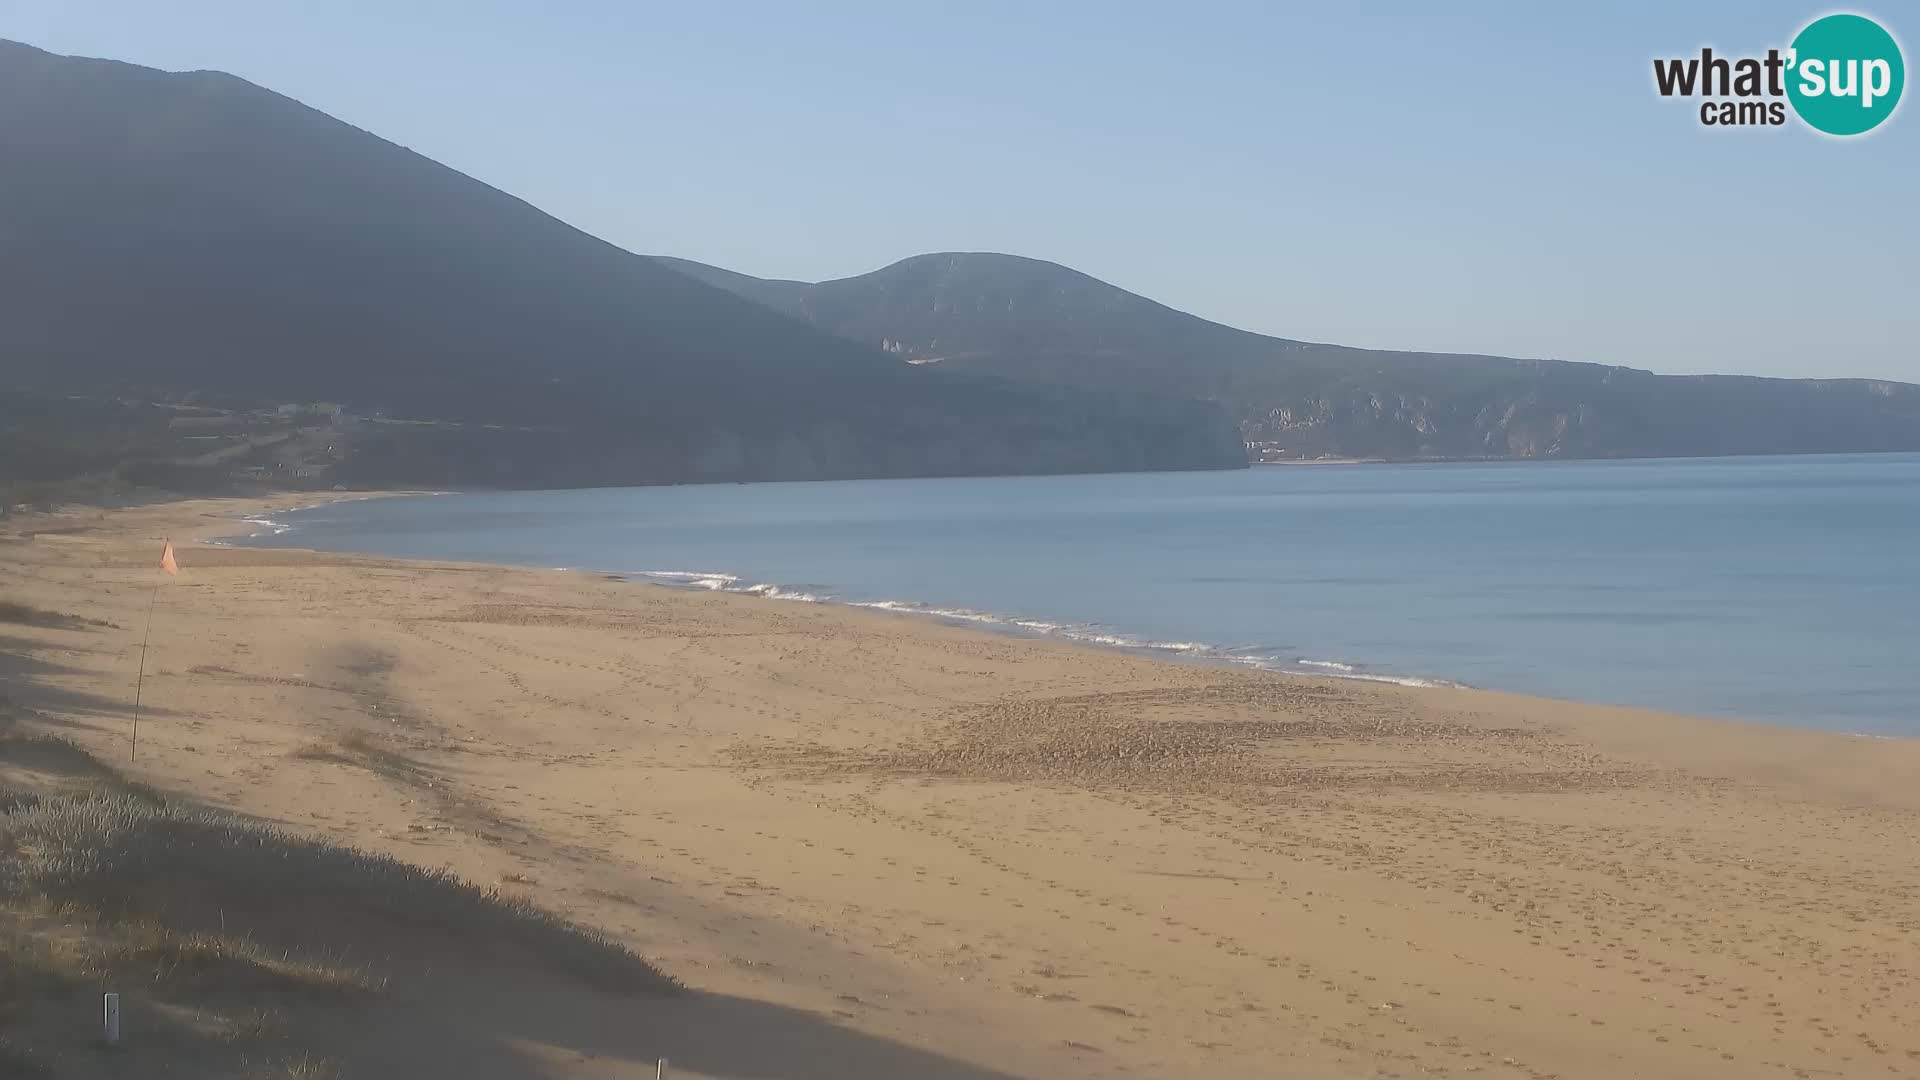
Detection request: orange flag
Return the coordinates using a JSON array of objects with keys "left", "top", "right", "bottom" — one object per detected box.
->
[{"left": 159, "top": 540, "right": 178, "bottom": 576}]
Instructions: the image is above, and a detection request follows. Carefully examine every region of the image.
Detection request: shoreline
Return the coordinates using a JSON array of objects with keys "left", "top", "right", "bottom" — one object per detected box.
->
[
  {"left": 7, "top": 493, "right": 1920, "bottom": 1078},
  {"left": 216, "top": 495, "right": 1477, "bottom": 691},
  {"left": 244, "top": 534, "right": 1473, "bottom": 696},
  {"left": 221, "top": 491, "right": 1912, "bottom": 741}
]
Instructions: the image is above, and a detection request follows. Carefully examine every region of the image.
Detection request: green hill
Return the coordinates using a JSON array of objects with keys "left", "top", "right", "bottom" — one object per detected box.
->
[
  {"left": 657, "top": 252, "right": 1920, "bottom": 460},
  {"left": 0, "top": 41, "right": 1245, "bottom": 493}
]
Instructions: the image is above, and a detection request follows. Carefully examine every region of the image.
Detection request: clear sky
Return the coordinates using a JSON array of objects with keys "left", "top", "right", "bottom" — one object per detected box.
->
[{"left": 5, "top": 1, "right": 1915, "bottom": 380}]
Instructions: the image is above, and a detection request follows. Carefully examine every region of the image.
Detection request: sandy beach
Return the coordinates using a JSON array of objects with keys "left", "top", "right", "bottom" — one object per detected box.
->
[{"left": 4, "top": 494, "right": 1919, "bottom": 1079}]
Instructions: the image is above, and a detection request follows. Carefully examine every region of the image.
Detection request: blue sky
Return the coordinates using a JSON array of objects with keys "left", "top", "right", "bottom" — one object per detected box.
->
[{"left": 5, "top": 1, "right": 1915, "bottom": 380}]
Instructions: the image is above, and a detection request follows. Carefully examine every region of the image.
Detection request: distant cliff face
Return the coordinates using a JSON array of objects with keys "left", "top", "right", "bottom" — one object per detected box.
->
[
  {"left": 0, "top": 42, "right": 1245, "bottom": 494},
  {"left": 658, "top": 253, "right": 1920, "bottom": 461},
  {"left": 1233, "top": 367, "right": 1920, "bottom": 460}
]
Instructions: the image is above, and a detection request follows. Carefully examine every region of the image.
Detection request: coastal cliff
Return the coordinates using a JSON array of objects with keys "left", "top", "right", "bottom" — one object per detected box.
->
[{"left": 659, "top": 252, "right": 1920, "bottom": 462}]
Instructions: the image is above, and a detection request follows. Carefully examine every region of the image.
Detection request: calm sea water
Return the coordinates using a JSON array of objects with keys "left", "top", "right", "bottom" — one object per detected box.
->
[{"left": 236, "top": 454, "right": 1920, "bottom": 735}]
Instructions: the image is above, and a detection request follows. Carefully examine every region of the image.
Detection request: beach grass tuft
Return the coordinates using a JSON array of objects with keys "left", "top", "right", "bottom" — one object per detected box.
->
[
  {"left": 0, "top": 790, "right": 677, "bottom": 996},
  {"left": 0, "top": 728, "right": 677, "bottom": 1071}
]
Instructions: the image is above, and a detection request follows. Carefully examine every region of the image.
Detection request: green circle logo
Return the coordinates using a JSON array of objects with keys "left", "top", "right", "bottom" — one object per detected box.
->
[{"left": 1787, "top": 13, "right": 1905, "bottom": 135}]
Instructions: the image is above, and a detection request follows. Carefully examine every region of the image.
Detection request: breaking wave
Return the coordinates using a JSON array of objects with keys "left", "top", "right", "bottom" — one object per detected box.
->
[{"left": 635, "top": 570, "right": 741, "bottom": 591}]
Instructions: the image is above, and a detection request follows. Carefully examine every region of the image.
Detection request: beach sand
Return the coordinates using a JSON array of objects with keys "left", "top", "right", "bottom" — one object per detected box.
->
[{"left": 4, "top": 495, "right": 1918, "bottom": 1078}]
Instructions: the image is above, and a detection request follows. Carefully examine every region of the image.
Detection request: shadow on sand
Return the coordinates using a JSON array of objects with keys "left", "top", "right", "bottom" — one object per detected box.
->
[
  {"left": 2, "top": 632, "right": 1023, "bottom": 1079},
  {"left": 0, "top": 631, "right": 176, "bottom": 732},
  {"left": 321, "top": 972, "right": 1025, "bottom": 1080}
]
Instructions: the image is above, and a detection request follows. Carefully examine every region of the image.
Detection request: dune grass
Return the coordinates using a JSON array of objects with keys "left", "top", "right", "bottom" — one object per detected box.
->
[
  {"left": 0, "top": 790, "right": 676, "bottom": 997},
  {"left": 261, "top": 1053, "right": 341, "bottom": 1079},
  {"left": 0, "top": 730, "right": 676, "bottom": 1072},
  {"left": 0, "top": 729, "right": 169, "bottom": 806}
]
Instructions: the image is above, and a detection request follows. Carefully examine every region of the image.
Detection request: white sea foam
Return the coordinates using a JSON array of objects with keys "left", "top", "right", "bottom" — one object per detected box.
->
[
  {"left": 1313, "top": 670, "right": 1464, "bottom": 689},
  {"left": 1066, "top": 631, "right": 1208, "bottom": 653},
  {"left": 634, "top": 570, "right": 829, "bottom": 602},
  {"left": 849, "top": 600, "right": 1005, "bottom": 625},
  {"left": 1206, "top": 652, "right": 1460, "bottom": 688},
  {"left": 742, "top": 583, "right": 823, "bottom": 603},
  {"left": 216, "top": 492, "right": 442, "bottom": 546},
  {"left": 622, "top": 569, "right": 1466, "bottom": 690},
  {"left": 929, "top": 608, "right": 1002, "bottom": 624},
  {"left": 637, "top": 570, "right": 740, "bottom": 590}
]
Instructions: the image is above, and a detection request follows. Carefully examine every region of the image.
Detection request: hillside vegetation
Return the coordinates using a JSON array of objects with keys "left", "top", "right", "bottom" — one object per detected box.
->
[
  {"left": 0, "top": 41, "right": 1244, "bottom": 497},
  {"left": 658, "top": 252, "right": 1920, "bottom": 461}
]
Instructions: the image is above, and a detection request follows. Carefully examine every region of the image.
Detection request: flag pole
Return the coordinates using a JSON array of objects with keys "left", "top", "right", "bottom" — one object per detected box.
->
[
  {"left": 131, "top": 539, "right": 177, "bottom": 762},
  {"left": 130, "top": 582, "right": 160, "bottom": 762}
]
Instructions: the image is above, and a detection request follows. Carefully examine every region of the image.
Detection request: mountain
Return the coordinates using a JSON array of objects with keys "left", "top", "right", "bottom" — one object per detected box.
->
[
  {"left": 656, "top": 252, "right": 1920, "bottom": 461},
  {"left": 0, "top": 41, "right": 1245, "bottom": 493}
]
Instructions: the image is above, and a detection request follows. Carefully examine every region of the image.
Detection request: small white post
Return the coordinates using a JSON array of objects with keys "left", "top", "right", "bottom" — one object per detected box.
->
[
  {"left": 102, "top": 992, "right": 121, "bottom": 1046},
  {"left": 656, "top": 1059, "right": 668, "bottom": 1080}
]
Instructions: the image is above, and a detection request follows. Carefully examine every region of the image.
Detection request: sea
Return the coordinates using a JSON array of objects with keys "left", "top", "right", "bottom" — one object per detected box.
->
[{"left": 231, "top": 453, "right": 1920, "bottom": 736}]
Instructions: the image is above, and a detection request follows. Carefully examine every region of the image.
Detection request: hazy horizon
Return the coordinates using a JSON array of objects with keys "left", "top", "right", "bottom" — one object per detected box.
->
[{"left": 6, "top": 1, "right": 1915, "bottom": 382}]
